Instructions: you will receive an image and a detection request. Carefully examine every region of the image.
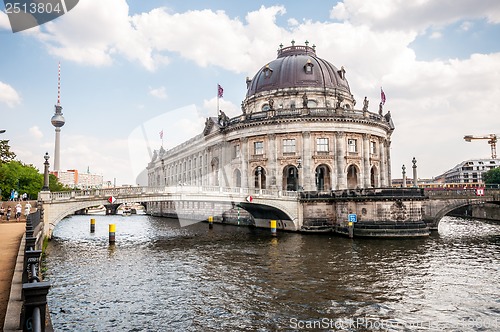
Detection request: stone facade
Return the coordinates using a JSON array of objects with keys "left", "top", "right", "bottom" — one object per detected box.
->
[{"left": 147, "top": 44, "right": 394, "bottom": 192}]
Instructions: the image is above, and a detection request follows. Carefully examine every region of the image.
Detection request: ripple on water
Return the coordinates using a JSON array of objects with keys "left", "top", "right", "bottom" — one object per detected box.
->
[{"left": 46, "top": 215, "right": 500, "bottom": 331}]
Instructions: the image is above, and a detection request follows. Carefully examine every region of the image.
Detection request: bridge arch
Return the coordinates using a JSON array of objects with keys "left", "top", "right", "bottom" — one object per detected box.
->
[{"left": 425, "top": 197, "right": 500, "bottom": 229}]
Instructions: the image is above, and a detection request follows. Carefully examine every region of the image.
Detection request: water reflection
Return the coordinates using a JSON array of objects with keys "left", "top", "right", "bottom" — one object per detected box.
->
[{"left": 46, "top": 215, "right": 499, "bottom": 331}]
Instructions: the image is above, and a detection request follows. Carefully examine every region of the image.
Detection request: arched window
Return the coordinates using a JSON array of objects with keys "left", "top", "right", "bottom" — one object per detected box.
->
[
  {"left": 283, "top": 165, "right": 299, "bottom": 191},
  {"left": 347, "top": 164, "right": 359, "bottom": 189}
]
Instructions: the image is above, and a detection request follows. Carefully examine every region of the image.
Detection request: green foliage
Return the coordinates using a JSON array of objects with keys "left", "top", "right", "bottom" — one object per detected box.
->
[
  {"left": 49, "top": 174, "right": 70, "bottom": 192},
  {"left": 0, "top": 160, "right": 43, "bottom": 200},
  {"left": 0, "top": 140, "right": 16, "bottom": 163},
  {"left": 0, "top": 139, "right": 70, "bottom": 200},
  {"left": 483, "top": 167, "right": 500, "bottom": 184}
]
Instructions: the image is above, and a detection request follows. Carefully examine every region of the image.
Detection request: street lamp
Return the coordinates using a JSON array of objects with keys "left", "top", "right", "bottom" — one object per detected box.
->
[{"left": 42, "top": 153, "right": 50, "bottom": 191}]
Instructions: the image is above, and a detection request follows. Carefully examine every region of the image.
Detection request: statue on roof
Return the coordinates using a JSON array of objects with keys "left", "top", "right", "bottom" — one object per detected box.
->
[
  {"left": 363, "top": 96, "right": 369, "bottom": 112},
  {"left": 218, "top": 110, "right": 229, "bottom": 127}
]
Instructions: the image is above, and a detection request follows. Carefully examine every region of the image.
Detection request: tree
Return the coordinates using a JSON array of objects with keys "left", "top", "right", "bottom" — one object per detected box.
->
[
  {"left": 483, "top": 167, "right": 500, "bottom": 184},
  {"left": 0, "top": 140, "right": 16, "bottom": 163},
  {"left": 0, "top": 161, "right": 43, "bottom": 200}
]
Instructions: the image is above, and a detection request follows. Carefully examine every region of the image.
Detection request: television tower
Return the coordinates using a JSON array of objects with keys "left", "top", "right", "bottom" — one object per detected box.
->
[{"left": 51, "top": 62, "right": 65, "bottom": 171}]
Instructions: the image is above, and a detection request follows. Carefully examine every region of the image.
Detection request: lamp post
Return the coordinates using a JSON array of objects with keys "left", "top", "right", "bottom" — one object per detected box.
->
[
  {"left": 402, "top": 164, "right": 407, "bottom": 188},
  {"left": 412, "top": 157, "right": 418, "bottom": 188},
  {"left": 42, "top": 153, "right": 50, "bottom": 191},
  {"left": 297, "top": 158, "right": 302, "bottom": 191}
]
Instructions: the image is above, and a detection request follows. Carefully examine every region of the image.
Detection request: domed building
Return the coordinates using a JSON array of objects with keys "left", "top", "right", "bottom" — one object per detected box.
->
[{"left": 147, "top": 43, "right": 395, "bottom": 192}]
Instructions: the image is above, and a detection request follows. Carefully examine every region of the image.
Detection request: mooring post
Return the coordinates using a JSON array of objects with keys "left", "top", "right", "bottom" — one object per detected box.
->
[
  {"left": 348, "top": 222, "right": 354, "bottom": 238},
  {"left": 109, "top": 224, "right": 116, "bottom": 244},
  {"left": 270, "top": 219, "right": 277, "bottom": 236},
  {"left": 90, "top": 218, "right": 95, "bottom": 233},
  {"left": 208, "top": 216, "right": 213, "bottom": 229}
]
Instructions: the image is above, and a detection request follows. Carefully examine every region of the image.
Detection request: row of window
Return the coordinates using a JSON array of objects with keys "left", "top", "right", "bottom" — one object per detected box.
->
[{"left": 233, "top": 138, "right": 378, "bottom": 156}]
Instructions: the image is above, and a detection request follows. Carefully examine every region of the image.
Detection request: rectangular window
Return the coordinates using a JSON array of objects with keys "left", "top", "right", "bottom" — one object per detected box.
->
[
  {"left": 316, "top": 138, "right": 329, "bottom": 152},
  {"left": 254, "top": 141, "right": 264, "bottom": 155},
  {"left": 348, "top": 139, "right": 357, "bottom": 153},
  {"left": 233, "top": 144, "right": 240, "bottom": 158},
  {"left": 370, "top": 141, "right": 376, "bottom": 154},
  {"left": 283, "top": 139, "right": 296, "bottom": 153}
]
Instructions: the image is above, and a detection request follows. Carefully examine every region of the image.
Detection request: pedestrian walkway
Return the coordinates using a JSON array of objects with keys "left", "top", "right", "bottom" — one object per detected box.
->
[{"left": 0, "top": 222, "right": 25, "bottom": 330}]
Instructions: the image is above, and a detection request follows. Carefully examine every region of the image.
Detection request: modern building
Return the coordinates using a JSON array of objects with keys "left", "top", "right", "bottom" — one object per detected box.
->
[
  {"left": 52, "top": 169, "right": 104, "bottom": 189},
  {"left": 147, "top": 43, "right": 395, "bottom": 192},
  {"left": 435, "top": 158, "right": 500, "bottom": 184}
]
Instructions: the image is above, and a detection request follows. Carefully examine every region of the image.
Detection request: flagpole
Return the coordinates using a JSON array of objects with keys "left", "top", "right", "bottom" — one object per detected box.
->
[{"left": 217, "top": 83, "right": 219, "bottom": 117}]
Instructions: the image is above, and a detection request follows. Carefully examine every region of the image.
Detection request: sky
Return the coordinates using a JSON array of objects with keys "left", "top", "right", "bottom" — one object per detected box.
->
[{"left": 1, "top": 0, "right": 500, "bottom": 186}]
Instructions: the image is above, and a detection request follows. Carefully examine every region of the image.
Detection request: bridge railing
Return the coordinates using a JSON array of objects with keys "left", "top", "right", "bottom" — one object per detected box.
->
[
  {"left": 21, "top": 213, "right": 51, "bottom": 331},
  {"left": 43, "top": 186, "right": 300, "bottom": 202}
]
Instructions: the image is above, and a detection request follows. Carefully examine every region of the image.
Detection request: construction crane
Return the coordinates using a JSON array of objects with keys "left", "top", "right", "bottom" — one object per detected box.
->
[{"left": 463, "top": 134, "right": 498, "bottom": 159}]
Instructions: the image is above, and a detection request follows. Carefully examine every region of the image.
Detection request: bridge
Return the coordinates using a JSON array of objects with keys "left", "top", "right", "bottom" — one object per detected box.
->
[
  {"left": 36, "top": 186, "right": 500, "bottom": 240},
  {"left": 37, "top": 186, "right": 300, "bottom": 238}
]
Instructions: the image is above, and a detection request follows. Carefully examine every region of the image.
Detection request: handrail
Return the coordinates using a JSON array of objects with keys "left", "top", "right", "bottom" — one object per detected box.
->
[
  {"left": 43, "top": 186, "right": 300, "bottom": 201},
  {"left": 21, "top": 212, "right": 51, "bottom": 331}
]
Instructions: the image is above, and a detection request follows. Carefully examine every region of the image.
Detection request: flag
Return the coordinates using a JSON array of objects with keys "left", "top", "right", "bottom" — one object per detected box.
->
[
  {"left": 217, "top": 84, "right": 224, "bottom": 98},
  {"left": 381, "top": 87, "right": 386, "bottom": 105},
  {"left": 159, "top": 130, "right": 163, "bottom": 139}
]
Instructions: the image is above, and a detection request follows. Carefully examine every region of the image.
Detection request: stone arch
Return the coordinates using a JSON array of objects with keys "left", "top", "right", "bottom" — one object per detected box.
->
[
  {"left": 315, "top": 164, "right": 331, "bottom": 191},
  {"left": 283, "top": 165, "right": 299, "bottom": 191},
  {"left": 346, "top": 164, "right": 359, "bottom": 189}
]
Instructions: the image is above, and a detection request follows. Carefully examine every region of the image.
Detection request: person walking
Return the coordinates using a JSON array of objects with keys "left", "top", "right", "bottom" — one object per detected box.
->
[
  {"left": 24, "top": 201, "right": 32, "bottom": 218},
  {"left": 0, "top": 205, "right": 4, "bottom": 221},
  {"left": 6, "top": 206, "right": 11, "bottom": 221},
  {"left": 15, "top": 202, "right": 22, "bottom": 222}
]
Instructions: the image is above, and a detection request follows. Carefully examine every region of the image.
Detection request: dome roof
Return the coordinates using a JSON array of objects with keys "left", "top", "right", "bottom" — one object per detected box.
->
[{"left": 246, "top": 45, "right": 351, "bottom": 97}]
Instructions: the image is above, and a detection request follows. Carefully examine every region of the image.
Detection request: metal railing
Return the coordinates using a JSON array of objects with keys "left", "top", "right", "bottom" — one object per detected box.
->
[{"left": 21, "top": 212, "right": 51, "bottom": 332}]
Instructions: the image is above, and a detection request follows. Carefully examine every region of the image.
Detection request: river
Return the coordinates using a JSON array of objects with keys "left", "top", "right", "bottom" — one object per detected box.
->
[{"left": 45, "top": 215, "right": 499, "bottom": 331}]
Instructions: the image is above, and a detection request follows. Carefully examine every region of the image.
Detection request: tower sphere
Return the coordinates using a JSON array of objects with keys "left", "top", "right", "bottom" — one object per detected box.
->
[
  {"left": 51, "top": 113, "right": 65, "bottom": 127},
  {"left": 51, "top": 105, "right": 65, "bottom": 128}
]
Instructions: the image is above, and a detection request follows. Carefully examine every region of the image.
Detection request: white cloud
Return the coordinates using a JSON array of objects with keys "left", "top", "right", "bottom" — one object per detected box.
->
[
  {"left": 149, "top": 86, "right": 167, "bottom": 99},
  {"left": 330, "top": 0, "right": 500, "bottom": 30},
  {"left": 0, "top": 81, "right": 21, "bottom": 108},
  {"left": 429, "top": 31, "right": 442, "bottom": 39},
  {"left": 21, "top": 1, "right": 500, "bottom": 180},
  {"left": 29, "top": 126, "right": 43, "bottom": 139},
  {"left": 0, "top": 10, "right": 10, "bottom": 31},
  {"left": 460, "top": 21, "right": 473, "bottom": 31}
]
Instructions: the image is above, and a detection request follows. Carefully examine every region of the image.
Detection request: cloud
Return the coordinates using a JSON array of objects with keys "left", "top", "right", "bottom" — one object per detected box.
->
[
  {"left": 29, "top": 126, "right": 43, "bottom": 139},
  {"left": 0, "top": 10, "right": 10, "bottom": 30},
  {"left": 22, "top": 1, "right": 500, "bottom": 180},
  {"left": 149, "top": 86, "right": 167, "bottom": 99},
  {"left": 0, "top": 81, "right": 21, "bottom": 107},
  {"left": 330, "top": 0, "right": 500, "bottom": 30}
]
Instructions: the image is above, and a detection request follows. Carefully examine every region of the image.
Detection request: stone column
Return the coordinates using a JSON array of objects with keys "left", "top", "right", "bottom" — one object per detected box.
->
[
  {"left": 386, "top": 139, "right": 392, "bottom": 187},
  {"left": 219, "top": 142, "right": 226, "bottom": 187},
  {"left": 268, "top": 134, "right": 277, "bottom": 189},
  {"left": 412, "top": 157, "right": 418, "bottom": 187},
  {"left": 402, "top": 164, "right": 407, "bottom": 188},
  {"left": 330, "top": 135, "right": 337, "bottom": 190},
  {"left": 335, "top": 132, "right": 347, "bottom": 189},
  {"left": 379, "top": 138, "right": 387, "bottom": 187},
  {"left": 302, "top": 131, "right": 313, "bottom": 191},
  {"left": 363, "top": 134, "right": 371, "bottom": 188},
  {"left": 241, "top": 138, "right": 249, "bottom": 188}
]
